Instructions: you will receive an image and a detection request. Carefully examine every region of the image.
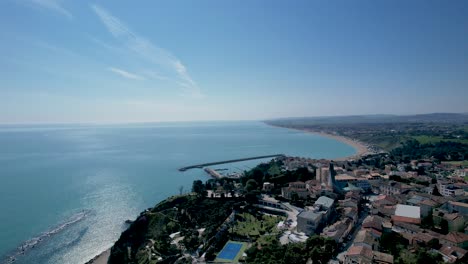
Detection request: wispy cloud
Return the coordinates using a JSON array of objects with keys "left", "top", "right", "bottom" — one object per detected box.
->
[
  {"left": 91, "top": 4, "right": 203, "bottom": 98},
  {"left": 29, "top": 0, "right": 72, "bottom": 19},
  {"left": 108, "top": 67, "right": 145, "bottom": 80}
]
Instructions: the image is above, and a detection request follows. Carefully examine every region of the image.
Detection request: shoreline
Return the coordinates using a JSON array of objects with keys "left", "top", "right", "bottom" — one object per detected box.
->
[
  {"left": 268, "top": 124, "right": 371, "bottom": 160},
  {"left": 85, "top": 249, "right": 110, "bottom": 264},
  {"left": 83, "top": 124, "right": 369, "bottom": 263}
]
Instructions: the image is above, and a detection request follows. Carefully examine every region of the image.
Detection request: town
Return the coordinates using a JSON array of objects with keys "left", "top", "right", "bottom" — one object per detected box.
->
[{"left": 108, "top": 151, "right": 468, "bottom": 264}]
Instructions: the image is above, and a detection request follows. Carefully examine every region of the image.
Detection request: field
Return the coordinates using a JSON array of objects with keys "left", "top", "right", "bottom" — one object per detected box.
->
[
  {"left": 413, "top": 135, "right": 468, "bottom": 145},
  {"left": 442, "top": 160, "right": 468, "bottom": 166}
]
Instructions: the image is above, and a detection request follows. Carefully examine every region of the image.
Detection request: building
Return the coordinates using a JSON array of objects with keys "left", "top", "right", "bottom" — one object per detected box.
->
[
  {"left": 447, "top": 201, "right": 468, "bottom": 215},
  {"left": 322, "top": 218, "right": 353, "bottom": 243},
  {"left": 437, "top": 245, "right": 467, "bottom": 263},
  {"left": 345, "top": 246, "right": 394, "bottom": 264},
  {"left": 316, "top": 166, "right": 330, "bottom": 185},
  {"left": 433, "top": 209, "right": 466, "bottom": 233},
  {"left": 441, "top": 232, "right": 468, "bottom": 249},
  {"left": 262, "top": 182, "right": 274, "bottom": 192},
  {"left": 345, "top": 245, "right": 373, "bottom": 264},
  {"left": 297, "top": 196, "right": 334, "bottom": 235},
  {"left": 391, "top": 204, "right": 421, "bottom": 225},
  {"left": 380, "top": 181, "right": 414, "bottom": 195},
  {"left": 438, "top": 181, "right": 464, "bottom": 197},
  {"left": 353, "top": 229, "right": 379, "bottom": 250},
  {"left": 281, "top": 181, "right": 309, "bottom": 199}
]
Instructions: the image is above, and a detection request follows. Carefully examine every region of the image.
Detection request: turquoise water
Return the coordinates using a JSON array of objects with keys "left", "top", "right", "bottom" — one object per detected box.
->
[{"left": 0, "top": 121, "right": 355, "bottom": 264}]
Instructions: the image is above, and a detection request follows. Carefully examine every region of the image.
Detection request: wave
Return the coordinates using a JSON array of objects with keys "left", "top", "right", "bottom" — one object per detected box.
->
[{"left": 1, "top": 209, "right": 91, "bottom": 264}]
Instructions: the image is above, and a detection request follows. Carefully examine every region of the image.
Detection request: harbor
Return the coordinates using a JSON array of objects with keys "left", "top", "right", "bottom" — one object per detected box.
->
[{"left": 178, "top": 154, "right": 285, "bottom": 171}]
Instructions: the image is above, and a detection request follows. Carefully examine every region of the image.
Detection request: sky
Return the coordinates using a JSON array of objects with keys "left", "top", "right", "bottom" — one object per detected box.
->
[{"left": 0, "top": 0, "right": 467, "bottom": 123}]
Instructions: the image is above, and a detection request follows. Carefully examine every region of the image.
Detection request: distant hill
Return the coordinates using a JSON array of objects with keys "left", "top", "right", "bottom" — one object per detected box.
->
[{"left": 266, "top": 113, "right": 468, "bottom": 125}]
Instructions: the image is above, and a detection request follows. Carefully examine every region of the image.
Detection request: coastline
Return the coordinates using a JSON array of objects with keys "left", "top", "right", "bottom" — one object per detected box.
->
[
  {"left": 83, "top": 124, "right": 369, "bottom": 264},
  {"left": 85, "top": 249, "right": 110, "bottom": 264},
  {"left": 268, "top": 125, "right": 371, "bottom": 160}
]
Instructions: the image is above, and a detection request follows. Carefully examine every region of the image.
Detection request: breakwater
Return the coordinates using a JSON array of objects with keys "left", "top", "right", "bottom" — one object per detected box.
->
[{"left": 178, "top": 154, "right": 285, "bottom": 171}]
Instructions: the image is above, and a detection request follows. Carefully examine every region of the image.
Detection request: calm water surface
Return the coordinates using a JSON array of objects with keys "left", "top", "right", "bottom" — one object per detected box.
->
[{"left": 0, "top": 121, "right": 355, "bottom": 264}]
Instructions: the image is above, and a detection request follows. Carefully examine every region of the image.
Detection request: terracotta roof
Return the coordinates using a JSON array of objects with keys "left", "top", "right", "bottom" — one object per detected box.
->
[
  {"left": 347, "top": 245, "right": 373, "bottom": 259},
  {"left": 420, "top": 199, "right": 438, "bottom": 206},
  {"left": 362, "top": 216, "right": 384, "bottom": 231},
  {"left": 444, "top": 213, "right": 461, "bottom": 221},
  {"left": 449, "top": 201, "right": 468, "bottom": 208},
  {"left": 391, "top": 215, "right": 421, "bottom": 224},
  {"left": 354, "top": 230, "right": 377, "bottom": 246},
  {"left": 439, "top": 245, "right": 467, "bottom": 258},
  {"left": 444, "top": 232, "right": 468, "bottom": 244},
  {"left": 373, "top": 251, "right": 394, "bottom": 264}
]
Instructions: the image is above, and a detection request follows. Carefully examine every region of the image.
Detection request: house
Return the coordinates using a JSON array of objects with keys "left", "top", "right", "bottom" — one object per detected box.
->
[
  {"left": 353, "top": 229, "right": 379, "bottom": 250},
  {"left": 433, "top": 209, "right": 466, "bottom": 233},
  {"left": 391, "top": 204, "right": 421, "bottom": 225},
  {"left": 419, "top": 199, "right": 438, "bottom": 217},
  {"left": 281, "top": 181, "right": 309, "bottom": 199},
  {"left": 447, "top": 201, "right": 468, "bottom": 215},
  {"left": 322, "top": 218, "right": 353, "bottom": 243},
  {"left": 262, "top": 182, "right": 274, "bottom": 192},
  {"left": 297, "top": 196, "right": 334, "bottom": 235},
  {"left": 406, "top": 194, "right": 438, "bottom": 217},
  {"left": 372, "top": 251, "right": 394, "bottom": 264},
  {"left": 380, "top": 181, "right": 414, "bottom": 195},
  {"left": 305, "top": 179, "right": 322, "bottom": 195},
  {"left": 344, "top": 246, "right": 393, "bottom": 264},
  {"left": 441, "top": 232, "right": 468, "bottom": 249},
  {"left": 438, "top": 181, "right": 464, "bottom": 197},
  {"left": 297, "top": 210, "right": 324, "bottom": 235},
  {"left": 344, "top": 246, "right": 373, "bottom": 264},
  {"left": 437, "top": 245, "right": 467, "bottom": 263}
]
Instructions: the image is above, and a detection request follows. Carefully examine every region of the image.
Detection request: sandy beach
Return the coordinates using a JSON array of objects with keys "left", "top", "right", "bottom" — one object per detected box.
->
[
  {"left": 85, "top": 249, "right": 110, "bottom": 264},
  {"left": 304, "top": 130, "right": 370, "bottom": 160},
  {"left": 270, "top": 125, "right": 370, "bottom": 160}
]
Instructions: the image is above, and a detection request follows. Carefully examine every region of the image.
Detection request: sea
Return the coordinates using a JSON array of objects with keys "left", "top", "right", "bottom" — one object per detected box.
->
[{"left": 0, "top": 121, "right": 356, "bottom": 264}]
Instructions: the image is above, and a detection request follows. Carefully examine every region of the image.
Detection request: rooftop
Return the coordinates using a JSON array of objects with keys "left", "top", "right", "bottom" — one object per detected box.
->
[
  {"left": 373, "top": 251, "right": 394, "bottom": 264},
  {"left": 444, "top": 232, "right": 468, "bottom": 244},
  {"left": 449, "top": 201, "right": 468, "bottom": 208},
  {"left": 298, "top": 210, "right": 322, "bottom": 221},
  {"left": 395, "top": 204, "right": 420, "bottom": 219},
  {"left": 315, "top": 196, "right": 334, "bottom": 209},
  {"left": 346, "top": 246, "right": 373, "bottom": 259}
]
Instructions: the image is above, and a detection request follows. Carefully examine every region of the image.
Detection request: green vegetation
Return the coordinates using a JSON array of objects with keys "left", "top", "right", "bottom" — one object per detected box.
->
[
  {"left": 231, "top": 213, "right": 282, "bottom": 238},
  {"left": 108, "top": 195, "right": 237, "bottom": 264},
  {"left": 266, "top": 114, "right": 468, "bottom": 151},
  {"left": 246, "top": 235, "right": 337, "bottom": 264},
  {"left": 442, "top": 160, "right": 468, "bottom": 166},
  {"left": 413, "top": 135, "right": 468, "bottom": 144},
  {"left": 391, "top": 139, "right": 468, "bottom": 161},
  {"left": 380, "top": 232, "right": 444, "bottom": 264}
]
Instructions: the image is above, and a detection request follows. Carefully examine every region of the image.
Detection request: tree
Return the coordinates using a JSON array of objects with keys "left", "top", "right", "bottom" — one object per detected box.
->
[
  {"left": 178, "top": 185, "right": 184, "bottom": 195},
  {"left": 305, "top": 236, "right": 337, "bottom": 263},
  {"left": 245, "top": 179, "right": 258, "bottom": 192},
  {"left": 432, "top": 185, "right": 442, "bottom": 196},
  {"left": 192, "top": 180, "right": 206, "bottom": 197}
]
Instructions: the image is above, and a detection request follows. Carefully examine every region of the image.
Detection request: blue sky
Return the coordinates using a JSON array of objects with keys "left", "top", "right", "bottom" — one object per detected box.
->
[{"left": 1, "top": 0, "right": 467, "bottom": 123}]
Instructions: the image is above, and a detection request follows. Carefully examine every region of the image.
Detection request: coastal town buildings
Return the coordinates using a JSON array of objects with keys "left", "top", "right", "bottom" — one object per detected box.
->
[{"left": 297, "top": 196, "right": 335, "bottom": 235}]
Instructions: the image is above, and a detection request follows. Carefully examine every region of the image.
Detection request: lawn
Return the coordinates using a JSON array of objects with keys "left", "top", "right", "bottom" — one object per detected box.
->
[
  {"left": 231, "top": 213, "right": 283, "bottom": 237},
  {"left": 413, "top": 135, "right": 468, "bottom": 145}
]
